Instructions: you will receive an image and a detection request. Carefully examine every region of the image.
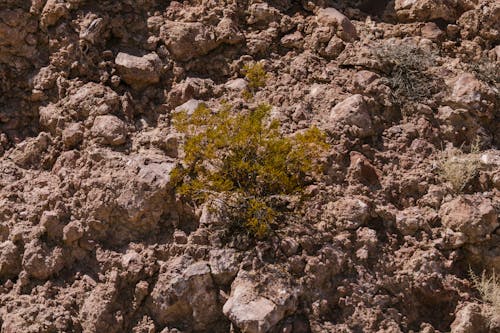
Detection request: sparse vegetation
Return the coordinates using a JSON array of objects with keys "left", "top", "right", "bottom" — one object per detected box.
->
[
  {"left": 467, "top": 57, "right": 500, "bottom": 90},
  {"left": 438, "top": 143, "right": 480, "bottom": 193},
  {"left": 172, "top": 103, "right": 329, "bottom": 238},
  {"left": 373, "top": 44, "right": 441, "bottom": 103},
  {"left": 242, "top": 62, "right": 268, "bottom": 100},
  {"left": 470, "top": 269, "right": 500, "bottom": 318}
]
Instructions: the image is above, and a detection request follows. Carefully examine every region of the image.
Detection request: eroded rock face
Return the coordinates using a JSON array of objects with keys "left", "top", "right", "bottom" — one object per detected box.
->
[{"left": 0, "top": 0, "right": 499, "bottom": 332}]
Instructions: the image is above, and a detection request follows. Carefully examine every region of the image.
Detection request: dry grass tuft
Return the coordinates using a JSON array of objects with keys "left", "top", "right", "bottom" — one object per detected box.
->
[
  {"left": 438, "top": 143, "right": 480, "bottom": 193},
  {"left": 470, "top": 269, "right": 500, "bottom": 318}
]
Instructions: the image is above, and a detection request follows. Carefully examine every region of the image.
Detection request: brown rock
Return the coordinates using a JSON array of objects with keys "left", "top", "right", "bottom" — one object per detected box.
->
[
  {"left": 0, "top": 241, "right": 22, "bottom": 279},
  {"left": 439, "top": 195, "right": 498, "bottom": 244},
  {"left": 91, "top": 115, "right": 127, "bottom": 146},
  {"left": 317, "top": 8, "right": 358, "bottom": 42},
  {"left": 329, "top": 94, "right": 374, "bottom": 138},
  {"left": 115, "top": 52, "right": 162, "bottom": 89}
]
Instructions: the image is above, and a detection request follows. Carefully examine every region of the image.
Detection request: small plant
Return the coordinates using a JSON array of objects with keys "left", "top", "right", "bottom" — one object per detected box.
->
[
  {"left": 172, "top": 103, "right": 329, "bottom": 238},
  {"left": 467, "top": 57, "right": 500, "bottom": 90},
  {"left": 470, "top": 269, "right": 500, "bottom": 318},
  {"left": 438, "top": 142, "right": 480, "bottom": 193},
  {"left": 242, "top": 62, "right": 268, "bottom": 99},
  {"left": 373, "top": 44, "right": 440, "bottom": 103}
]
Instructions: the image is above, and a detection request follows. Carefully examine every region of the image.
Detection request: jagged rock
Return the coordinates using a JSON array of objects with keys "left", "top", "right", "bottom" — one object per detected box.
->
[
  {"left": 0, "top": 241, "right": 22, "bottom": 280},
  {"left": 439, "top": 195, "right": 498, "bottom": 244},
  {"left": 40, "top": 0, "right": 69, "bottom": 29},
  {"left": 160, "top": 21, "right": 219, "bottom": 61},
  {"left": 323, "top": 196, "right": 372, "bottom": 230},
  {"left": 22, "top": 239, "right": 65, "bottom": 280},
  {"left": 148, "top": 258, "right": 221, "bottom": 331},
  {"left": 317, "top": 8, "right": 358, "bottom": 42},
  {"left": 115, "top": 52, "right": 162, "bottom": 89},
  {"left": 394, "top": 0, "right": 471, "bottom": 23},
  {"left": 445, "top": 73, "right": 497, "bottom": 119},
  {"left": 223, "top": 271, "right": 298, "bottom": 333},
  {"left": 329, "top": 94, "right": 374, "bottom": 138},
  {"left": 62, "top": 122, "right": 84, "bottom": 148},
  {"left": 79, "top": 272, "right": 120, "bottom": 333},
  {"left": 91, "top": 115, "right": 127, "bottom": 146},
  {"left": 450, "top": 302, "right": 488, "bottom": 333},
  {"left": 209, "top": 249, "right": 239, "bottom": 285}
]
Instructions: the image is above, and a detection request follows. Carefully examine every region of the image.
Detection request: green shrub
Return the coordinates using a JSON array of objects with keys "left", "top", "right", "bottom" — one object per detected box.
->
[
  {"left": 172, "top": 103, "right": 329, "bottom": 238},
  {"left": 242, "top": 62, "right": 268, "bottom": 99}
]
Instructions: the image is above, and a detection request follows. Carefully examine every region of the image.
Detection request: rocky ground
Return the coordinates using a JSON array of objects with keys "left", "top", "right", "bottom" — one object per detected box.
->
[{"left": 0, "top": 0, "right": 499, "bottom": 332}]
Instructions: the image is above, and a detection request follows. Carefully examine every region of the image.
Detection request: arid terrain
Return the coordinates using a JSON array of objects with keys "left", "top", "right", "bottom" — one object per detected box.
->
[{"left": 0, "top": 0, "right": 499, "bottom": 332}]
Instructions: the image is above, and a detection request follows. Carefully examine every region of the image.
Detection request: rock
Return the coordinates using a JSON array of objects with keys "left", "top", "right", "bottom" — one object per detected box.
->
[
  {"left": 281, "top": 31, "right": 304, "bottom": 49},
  {"left": 79, "top": 274, "right": 120, "bottom": 333},
  {"left": 394, "top": 0, "right": 463, "bottom": 22},
  {"left": 148, "top": 258, "right": 221, "bottom": 331},
  {"left": 22, "top": 239, "right": 65, "bottom": 280},
  {"left": 223, "top": 272, "right": 298, "bottom": 333},
  {"left": 439, "top": 195, "right": 498, "bottom": 244},
  {"left": 62, "top": 122, "right": 84, "bottom": 148},
  {"left": 62, "top": 221, "right": 84, "bottom": 244},
  {"left": 40, "top": 0, "right": 69, "bottom": 29},
  {"left": 174, "top": 99, "right": 204, "bottom": 115},
  {"left": 215, "top": 17, "right": 244, "bottom": 45},
  {"left": 450, "top": 302, "right": 488, "bottom": 333},
  {"left": 91, "top": 115, "right": 128, "bottom": 146},
  {"left": 115, "top": 52, "right": 162, "bottom": 89},
  {"left": 321, "top": 36, "right": 345, "bottom": 59},
  {"left": 209, "top": 249, "right": 239, "bottom": 285},
  {"left": 160, "top": 21, "right": 219, "bottom": 61},
  {"left": 225, "top": 78, "right": 248, "bottom": 91},
  {"left": 445, "top": 74, "right": 497, "bottom": 119},
  {"left": 420, "top": 22, "right": 444, "bottom": 41},
  {"left": 317, "top": 8, "right": 358, "bottom": 42},
  {"left": 329, "top": 94, "right": 374, "bottom": 138},
  {"left": 323, "top": 196, "right": 372, "bottom": 230},
  {"left": 395, "top": 207, "right": 434, "bottom": 236},
  {"left": 0, "top": 241, "right": 22, "bottom": 280}
]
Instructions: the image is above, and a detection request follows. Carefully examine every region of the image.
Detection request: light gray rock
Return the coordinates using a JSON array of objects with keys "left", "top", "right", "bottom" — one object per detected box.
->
[
  {"left": 223, "top": 272, "right": 297, "bottom": 333},
  {"left": 115, "top": 52, "right": 162, "bottom": 89}
]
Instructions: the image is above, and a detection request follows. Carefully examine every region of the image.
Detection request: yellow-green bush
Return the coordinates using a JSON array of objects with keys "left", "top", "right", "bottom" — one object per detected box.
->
[
  {"left": 172, "top": 103, "right": 329, "bottom": 238},
  {"left": 242, "top": 63, "right": 268, "bottom": 100}
]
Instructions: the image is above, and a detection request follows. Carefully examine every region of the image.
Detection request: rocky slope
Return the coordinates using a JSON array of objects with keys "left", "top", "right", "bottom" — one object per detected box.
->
[{"left": 0, "top": 0, "right": 499, "bottom": 332}]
